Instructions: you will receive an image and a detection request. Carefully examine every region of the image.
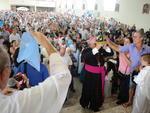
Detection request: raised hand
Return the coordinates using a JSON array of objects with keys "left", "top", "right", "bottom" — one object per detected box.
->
[
  {"left": 31, "top": 31, "right": 57, "bottom": 56},
  {"left": 96, "top": 43, "right": 103, "bottom": 50}
]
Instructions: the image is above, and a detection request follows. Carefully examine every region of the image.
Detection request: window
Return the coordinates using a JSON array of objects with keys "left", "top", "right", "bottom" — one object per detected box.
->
[
  {"left": 104, "top": 0, "right": 117, "bottom": 11},
  {"left": 115, "top": 3, "right": 120, "bottom": 12},
  {"left": 95, "top": 4, "right": 98, "bottom": 11},
  {"left": 83, "top": 4, "right": 85, "bottom": 10},
  {"left": 143, "top": 3, "right": 150, "bottom": 14}
]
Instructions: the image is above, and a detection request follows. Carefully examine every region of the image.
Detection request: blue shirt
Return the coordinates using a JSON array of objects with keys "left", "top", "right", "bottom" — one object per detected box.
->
[
  {"left": 66, "top": 39, "right": 73, "bottom": 47},
  {"left": 0, "top": 20, "right": 4, "bottom": 27},
  {"left": 16, "top": 63, "right": 49, "bottom": 86},
  {"left": 119, "top": 44, "right": 150, "bottom": 72}
]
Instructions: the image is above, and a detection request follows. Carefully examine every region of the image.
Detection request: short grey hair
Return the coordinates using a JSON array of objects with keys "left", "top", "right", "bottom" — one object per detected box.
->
[
  {"left": 137, "top": 29, "right": 144, "bottom": 38},
  {"left": 0, "top": 46, "right": 10, "bottom": 73}
]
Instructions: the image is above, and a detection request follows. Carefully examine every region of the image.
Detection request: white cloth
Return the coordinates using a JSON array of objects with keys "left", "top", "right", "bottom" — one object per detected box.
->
[
  {"left": 9, "top": 33, "right": 20, "bottom": 43},
  {"left": 143, "top": 67, "right": 150, "bottom": 100},
  {"left": 72, "top": 49, "right": 80, "bottom": 62},
  {"left": 78, "top": 54, "right": 84, "bottom": 74},
  {"left": 60, "top": 53, "right": 72, "bottom": 67},
  {"left": 132, "top": 66, "right": 150, "bottom": 113},
  {"left": 0, "top": 53, "right": 71, "bottom": 113},
  {"left": 41, "top": 47, "right": 49, "bottom": 58},
  {"left": 105, "top": 47, "right": 111, "bottom": 53},
  {"left": 104, "top": 70, "right": 113, "bottom": 97},
  {"left": 92, "top": 48, "right": 99, "bottom": 55},
  {"left": 134, "top": 66, "right": 150, "bottom": 94},
  {"left": 81, "top": 29, "right": 89, "bottom": 40},
  {"left": 69, "top": 44, "right": 76, "bottom": 52}
]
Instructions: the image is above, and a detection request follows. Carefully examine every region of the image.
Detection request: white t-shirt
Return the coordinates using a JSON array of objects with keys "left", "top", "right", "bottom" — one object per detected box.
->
[{"left": 9, "top": 33, "right": 20, "bottom": 43}]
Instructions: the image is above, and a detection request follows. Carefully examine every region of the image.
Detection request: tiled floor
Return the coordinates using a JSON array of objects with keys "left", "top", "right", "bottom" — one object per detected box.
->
[{"left": 61, "top": 77, "right": 132, "bottom": 113}]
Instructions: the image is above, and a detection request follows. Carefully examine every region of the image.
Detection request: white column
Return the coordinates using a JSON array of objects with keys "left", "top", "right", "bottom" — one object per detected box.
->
[{"left": 34, "top": 0, "right": 37, "bottom": 12}]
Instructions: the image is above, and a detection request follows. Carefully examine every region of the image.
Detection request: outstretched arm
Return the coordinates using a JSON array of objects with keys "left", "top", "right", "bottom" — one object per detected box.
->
[
  {"left": 106, "top": 37, "right": 120, "bottom": 52},
  {"left": 11, "top": 33, "right": 71, "bottom": 113},
  {"left": 31, "top": 31, "right": 57, "bottom": 56}
]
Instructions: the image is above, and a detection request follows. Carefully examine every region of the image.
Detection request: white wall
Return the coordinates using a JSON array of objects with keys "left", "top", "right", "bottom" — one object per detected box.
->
[
  {"left": 98, "top": 0, "right": 150, "bottom": 30},
  {"left": 56, "top": 0, "right": 88, "bottom": 15},
  {"left": 0, "top": 0, "right": 10, "bottom": 10},
  {"left": 10, "top": 0, "right": 56, "bottom": 8},
  {"left": 56, "top": 0, "right": 96, "bottom": 15},
  {"left": 57, "top": 0, "right": 150, "bottom": 30}
]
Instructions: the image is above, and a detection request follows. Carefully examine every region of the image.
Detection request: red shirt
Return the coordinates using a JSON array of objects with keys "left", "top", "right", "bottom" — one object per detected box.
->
[{"left": 4, "top": 27, "right": 12, "bottom": 33}]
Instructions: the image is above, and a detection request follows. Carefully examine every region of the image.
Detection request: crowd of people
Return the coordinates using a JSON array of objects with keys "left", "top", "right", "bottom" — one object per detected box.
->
[{"left": 0, "top": 10, "right": 150, "bottom": 113}]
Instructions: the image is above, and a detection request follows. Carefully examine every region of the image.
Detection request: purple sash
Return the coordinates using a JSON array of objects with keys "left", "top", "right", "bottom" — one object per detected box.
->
[{"left": 85, "top": 64, "right": 106, "bottom": 96}]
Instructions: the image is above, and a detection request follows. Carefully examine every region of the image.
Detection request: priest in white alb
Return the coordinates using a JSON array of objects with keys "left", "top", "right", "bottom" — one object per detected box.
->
[{"left": 0, "top": 31, "right": 71, "bottom": 113}]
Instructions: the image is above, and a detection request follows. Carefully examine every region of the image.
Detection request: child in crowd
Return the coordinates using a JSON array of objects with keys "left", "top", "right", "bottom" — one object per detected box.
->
[{"left": 132, "top": 54, "right": 150, "bottom": 113}]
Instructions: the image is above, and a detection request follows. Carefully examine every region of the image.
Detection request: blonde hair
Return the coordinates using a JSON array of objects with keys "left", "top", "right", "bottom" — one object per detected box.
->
[{"left": 141, "top": 54, "right": 150, "bottom": 65}]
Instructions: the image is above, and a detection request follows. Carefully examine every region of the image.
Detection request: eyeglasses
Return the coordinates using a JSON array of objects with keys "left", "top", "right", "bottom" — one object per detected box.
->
[
  {"left": 5, "top": 65, "right": 14, "bottom": 69},
  {"left": 141, "top": 65, "right": 146, "bottom": 69},
  {"left": 133, "top": 36, "right": 138, "bottom": 38}
]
